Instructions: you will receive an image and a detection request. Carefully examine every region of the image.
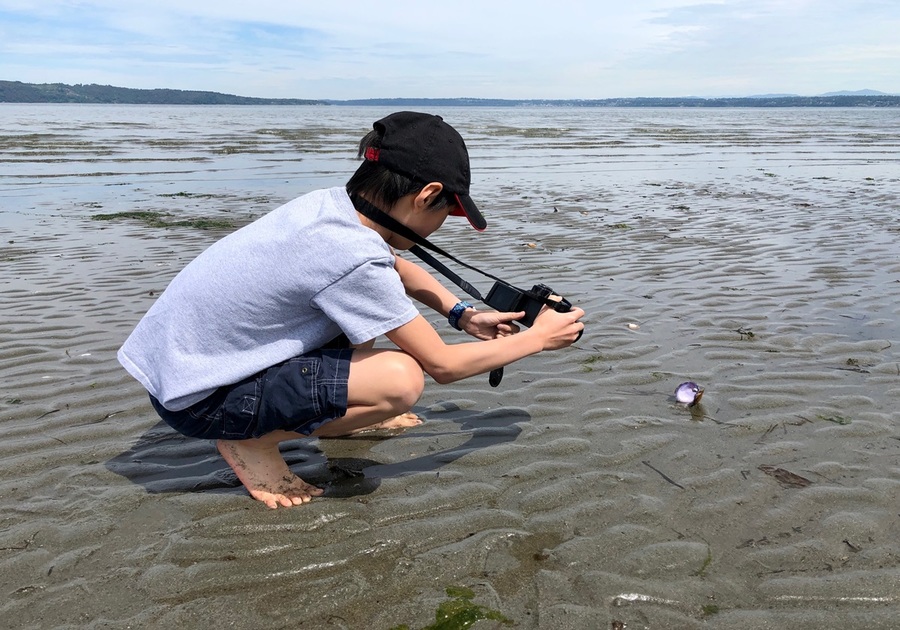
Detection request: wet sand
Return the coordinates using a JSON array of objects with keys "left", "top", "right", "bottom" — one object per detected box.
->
[{"left": 1, "top": 106, "right": 900, "bottom": 629}]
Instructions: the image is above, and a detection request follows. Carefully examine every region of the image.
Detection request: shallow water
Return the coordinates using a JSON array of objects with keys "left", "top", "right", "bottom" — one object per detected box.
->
[{"left": 1, "top": 105, "right": 899, "bottom": 629}]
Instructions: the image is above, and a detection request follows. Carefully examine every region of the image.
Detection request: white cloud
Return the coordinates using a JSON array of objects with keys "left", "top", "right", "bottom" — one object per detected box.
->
[{"left": 1, "top": 0, "right": 897, "bottom": 98}]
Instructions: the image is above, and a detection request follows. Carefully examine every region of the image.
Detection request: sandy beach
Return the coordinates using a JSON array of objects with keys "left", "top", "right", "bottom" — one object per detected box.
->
[{"left": 1, "top": 105, "right": 899, "bottom": 629}]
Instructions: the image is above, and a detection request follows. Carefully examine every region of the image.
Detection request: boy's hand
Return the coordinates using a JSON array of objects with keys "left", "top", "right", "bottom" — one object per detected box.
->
[
  {"left": 460, "top": 309, "right": 524, "bottom": 340},
  {"left": 531, "top": 303, "right": 585, "bottom": 350}
]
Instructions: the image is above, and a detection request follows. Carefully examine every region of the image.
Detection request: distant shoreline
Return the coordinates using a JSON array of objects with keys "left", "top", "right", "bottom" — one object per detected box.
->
[{"left": 2, "top": 80, "right": 899, "bottom": 107}]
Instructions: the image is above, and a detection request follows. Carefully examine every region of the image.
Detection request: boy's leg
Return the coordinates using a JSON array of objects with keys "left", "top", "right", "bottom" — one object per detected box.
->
[
  {"left": 321, "top": 339, "right": 423, "bottom": 434},
  {"left": 217, "top": 348, "right": 425, "bottom": 508},
  {"left": 310, "top": 348, "right": 425, "bottom": 437}
]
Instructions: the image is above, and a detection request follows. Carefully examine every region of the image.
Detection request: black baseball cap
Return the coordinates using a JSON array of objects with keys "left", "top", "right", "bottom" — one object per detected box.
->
[{"left": 364, "top": 111, "right": 486, "bottom": 231}]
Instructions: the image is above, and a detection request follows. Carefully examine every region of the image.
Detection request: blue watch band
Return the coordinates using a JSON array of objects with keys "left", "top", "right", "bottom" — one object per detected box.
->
[{"left": 448, "top": 301, "right": 473, "bottom": 331}]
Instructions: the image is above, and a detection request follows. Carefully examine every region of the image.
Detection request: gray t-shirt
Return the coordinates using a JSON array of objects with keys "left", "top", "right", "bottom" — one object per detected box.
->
[{"left": 118, "top": 187, "right": 419, "bottom": 411}]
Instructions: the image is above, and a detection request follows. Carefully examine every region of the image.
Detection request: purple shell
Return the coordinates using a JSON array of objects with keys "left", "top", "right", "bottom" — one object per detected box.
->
[{"left": 675, "top": 381, "right": 703, "bottom": 404}]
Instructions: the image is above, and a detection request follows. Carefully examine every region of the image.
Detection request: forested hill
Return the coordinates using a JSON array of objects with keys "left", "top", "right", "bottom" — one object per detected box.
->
[
  {"left": 331, "top": 95, "right": 900, "bottom": 107},
  {"left": 0, "top": 81, "right": 325, "bottom": 105},
  {"left": 2, "top": 81, "right": 899, "bottom": 107}
]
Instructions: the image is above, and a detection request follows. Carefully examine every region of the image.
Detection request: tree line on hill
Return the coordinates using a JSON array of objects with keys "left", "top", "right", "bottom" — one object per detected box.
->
[
  {"left": 0, "top": 81, "right": 324, "bottom": 105},
  {"left": 2, "top": 81, "right": 898, "bottom": 107}
]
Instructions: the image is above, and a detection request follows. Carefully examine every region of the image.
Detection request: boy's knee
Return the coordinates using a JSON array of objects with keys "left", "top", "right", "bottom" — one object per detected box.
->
[{"left": 387, "top": 353, "right": 425, "bottom": 409}]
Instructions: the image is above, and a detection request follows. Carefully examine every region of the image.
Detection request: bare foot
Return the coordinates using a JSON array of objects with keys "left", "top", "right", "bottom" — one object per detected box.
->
[
  {"left": 347, "top": 412, "right": 423, "bottom": 435},
  {"left": 217, "top": 438, "right": 324, "bottom": 509}
]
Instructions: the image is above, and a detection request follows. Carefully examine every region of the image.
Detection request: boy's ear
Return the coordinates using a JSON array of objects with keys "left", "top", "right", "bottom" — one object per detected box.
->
[{"left": 415, "top": 182, "right": 444, "bottom": 209}]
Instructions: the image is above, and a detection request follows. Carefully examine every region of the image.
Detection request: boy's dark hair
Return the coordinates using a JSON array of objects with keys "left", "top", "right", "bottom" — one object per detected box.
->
[{"left": 346, "top": 129, "right": 457, "bottom": 211}]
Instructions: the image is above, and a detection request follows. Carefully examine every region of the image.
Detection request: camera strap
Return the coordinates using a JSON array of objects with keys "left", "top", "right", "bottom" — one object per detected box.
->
[
  {"left": 351, "top": 194, "right": 503, "bottom": 302},
  {"left": 350, "top": 194, "right": 570, "bottom": 390}
]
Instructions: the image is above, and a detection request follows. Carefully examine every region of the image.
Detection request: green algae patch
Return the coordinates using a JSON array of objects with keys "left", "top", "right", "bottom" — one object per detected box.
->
[
  {"left": 158, "top": 191, "right": 224, "bottom": 199},
  {"left": 701, "top": 603, "right": 720, "bottom": 616},
  {"left": 692, "top": 544, "right": 713, "bottom": 577},
  {"left": 390, "top": 586, "right": 513, "bottom": 630},
  {"left": 580, "top": 354, "right": 605, "bottom": 373},
  {"left": 91, "top": 211, "right": 234, "bottom": 231},
  {"left": 818, "top": 413, "right": 852, "bottom": 425}
]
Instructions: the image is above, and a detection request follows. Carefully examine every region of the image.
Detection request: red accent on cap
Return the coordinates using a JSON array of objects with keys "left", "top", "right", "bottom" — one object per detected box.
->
[{"left": 451, "top": 193, "right": 486, "bottom": 232}]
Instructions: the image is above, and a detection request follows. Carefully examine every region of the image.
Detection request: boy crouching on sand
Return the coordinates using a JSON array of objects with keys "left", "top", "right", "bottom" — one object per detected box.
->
[{"left": 118, "top": 111, "right": 584, "bottom": 509}]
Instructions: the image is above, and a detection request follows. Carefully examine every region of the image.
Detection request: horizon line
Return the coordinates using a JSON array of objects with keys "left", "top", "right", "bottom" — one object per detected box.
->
[{"left": 1, "top": 80, "right": 898, "bottom": 102}]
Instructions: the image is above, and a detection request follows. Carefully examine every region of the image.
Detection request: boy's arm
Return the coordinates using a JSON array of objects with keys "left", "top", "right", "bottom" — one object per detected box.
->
[
  {"left": 394, "top": 253, "right": 460, "bottom": 316},
  {"left": 385, "top": 306, "right": 584, "bottom": 385},
  {"left": 394, "top": 253, "right": 519, "bottom": 339}
]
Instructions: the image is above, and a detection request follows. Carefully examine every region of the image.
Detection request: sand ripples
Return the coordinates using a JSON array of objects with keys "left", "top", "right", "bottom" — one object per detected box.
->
[{"left": 2, "top": 105, "right": 899, "bottom": 628}]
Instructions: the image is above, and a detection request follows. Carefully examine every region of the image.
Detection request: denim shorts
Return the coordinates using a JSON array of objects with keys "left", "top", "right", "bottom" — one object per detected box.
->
[{"left": 149, "top": 348, "right": 353, "bottom": 440}]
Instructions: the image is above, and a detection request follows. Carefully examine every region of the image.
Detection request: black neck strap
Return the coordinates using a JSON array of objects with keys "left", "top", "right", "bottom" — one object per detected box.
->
[{"left": 350, "top": 194, "right": 505, "bottom": 301}]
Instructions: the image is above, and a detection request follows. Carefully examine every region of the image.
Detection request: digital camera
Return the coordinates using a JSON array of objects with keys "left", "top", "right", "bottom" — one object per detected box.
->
[{"left": 484, "top": 281, "right": 576, "bottom": 328}]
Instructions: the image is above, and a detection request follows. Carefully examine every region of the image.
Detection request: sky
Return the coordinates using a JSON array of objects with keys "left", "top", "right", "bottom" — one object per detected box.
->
[{"left": 1, "top": 0, "right": 897, "bottom": 100}]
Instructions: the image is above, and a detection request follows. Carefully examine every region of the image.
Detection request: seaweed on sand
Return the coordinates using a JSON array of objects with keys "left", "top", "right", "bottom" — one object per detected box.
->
[
  {"left": 91, "top": 211, "right": 234, "bottom": 231},
  {"left": 390, "top": 586, "right": 513, "bottom": 630}
]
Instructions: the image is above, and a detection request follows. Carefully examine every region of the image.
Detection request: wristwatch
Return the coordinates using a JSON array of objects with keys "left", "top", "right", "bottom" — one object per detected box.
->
[{"left": 448, "top": 301, "right": 474, "bottom": 331}]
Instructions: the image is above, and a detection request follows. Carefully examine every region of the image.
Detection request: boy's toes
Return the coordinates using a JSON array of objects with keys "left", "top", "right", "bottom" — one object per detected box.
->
[
  {"left": 272, "top": 479, "right": 323, "bottom": 507},
  {"left": 250, "top": 485, "right": 320, "bottom": 509},
  {"left": 251, "top": 491, "right": 282, "bottom": 509},
  {"left": 278, "top": 494, "right": 297, "bottom": 508},
  {"left": 377, "top": 412, "right": 422, "bottom": 430}
]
